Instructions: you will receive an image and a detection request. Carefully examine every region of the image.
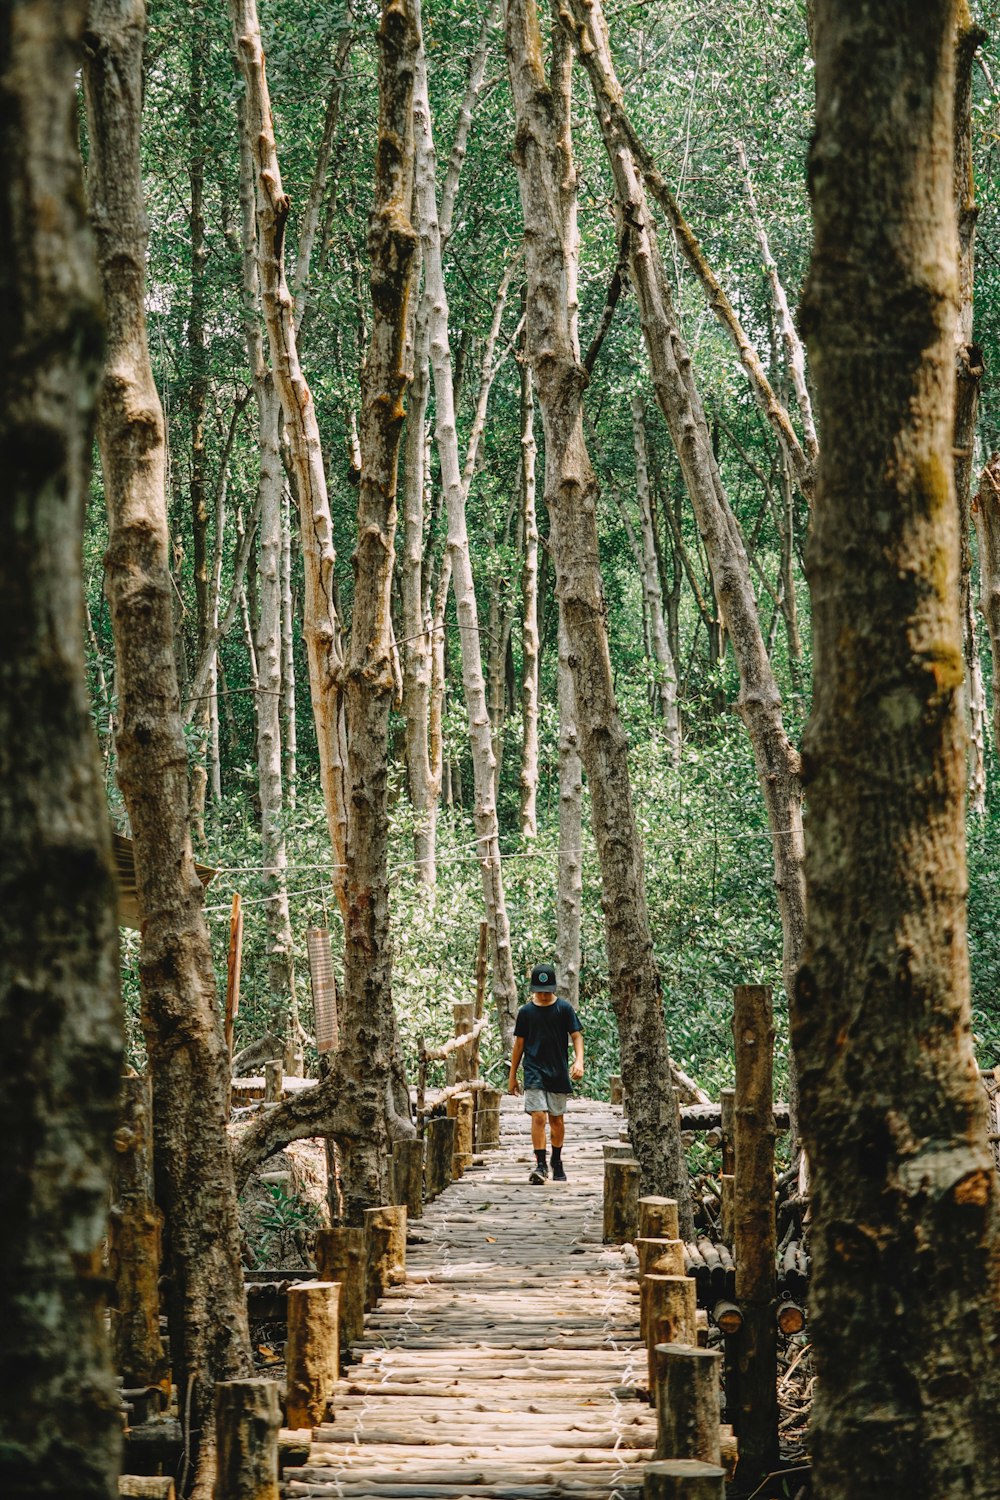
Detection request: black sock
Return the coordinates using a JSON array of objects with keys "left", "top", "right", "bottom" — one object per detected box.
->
[
  {"left": 551, "top": 1147, "right": 562, "bottom": 1166},
  {"left": 535, "top": 1148, "right": 547, "bottom": 1168}
]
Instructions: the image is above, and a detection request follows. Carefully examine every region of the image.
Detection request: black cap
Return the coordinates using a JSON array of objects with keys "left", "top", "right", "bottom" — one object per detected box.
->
[{"left": 530, "top": 963, "right": 558, "bottom": 993}]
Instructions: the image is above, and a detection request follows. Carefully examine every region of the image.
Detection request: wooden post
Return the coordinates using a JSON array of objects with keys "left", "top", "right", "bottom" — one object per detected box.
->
[
  {"left": 643, "top": 1274, "right": 697, "bottom": 1389},
  {"left": 733, "top": 984, "right": 778, "bottom": 1487},
  {"left": 213, "top": 1378, "right": 280, "bottom": 1500},
  {"left": 391, "top": 1138, "right": 424, "bottom": 1219},
  {"left": 285, "top": 1282, "right": 339, "bottom": 1429},
  {"left": 109, "top": 1074, "right": 170, "bottom": 1397},
  {"left": 653, "top": 1344, "right": 722, "bottom": 1463},
  {"left": 447, "top": 1093, "right": 474, "bottom": 1177},
  {"left": 314, "top": 1227, "right": 365, "bottom": 1351},
  {"left": 603, "top": 1141, "right": 636, "bottom": 1161},
  {"left": 264, "top": 1059, "right": 283, "bottom": 1102},
  {"left": 720, "top": 1087, "right": 735, "bottom": 1246},
  {"left": 119, "top": 1479, "right": 177, "bottom": 1499},
  {"left": 643, "top": 1460, "right": 726, "bottom": 1500},
  {"left": 603, "top": 1157, "right": 641, "bottom": 1243},
  {"left": 364, "top": 1205, "right": 406, "bottom": 1310},
  {"left": 424, "top": 1114, "right": 455, "bottom": 1199},
  {"left": 638, "top": 1237, "right": 685, "bottom": 1279},
  {"left": 474, "top": 1085, "right": 502, "bottom": 1149},
  {"left": 638, "top": 1196, "right": 680, "bottom": 1241},
  {"left": 609, "top": 1074, "right": 624, "bottom": 1105}
]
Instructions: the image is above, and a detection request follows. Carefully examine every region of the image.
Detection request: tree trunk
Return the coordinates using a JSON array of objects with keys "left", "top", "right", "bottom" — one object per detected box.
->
[
  {"left": 975, "top": 455, "right": 1000, "bottom": 758},
  {"left": 505, "top": 0, "right": 691, "bottom": 1231},
  {"left": 236, "top": 101, "right": 301, "bottom": 1066},
  {"left": 413, "top": 2, "right": 519, "bottom": 1050},
  {"left": 230, "top": 0, "right": 349, "bottom": 916},
  {"left": 280, "top": 483, "right": 298, "bottom": 805},
  {"left": 954, "top": 3, "right": 987, "bottom": 813},
  {"left": 519, "top": 331, "right": 540, "bottom": 838},
  {"left": 556, "top": 612, "right": 583, "bottom": 1013},
  {"left": 796, "top": 5, "right": 1000, "bottom": 1495},
  {"left": 573, "top": 2, "right": 805, "bottom": 1145},
  {"left": 632, "top": 394, "right": 680, "bottom": 749},
  {"left": 84, "top": 10, "right": 253, "bottom": 1495},
  {"left": 0, "top": 8, "right": 122, "bottom": 1495},
  {"left": 188, "top": 2, "right": 211, "bottom": 842},
  {"left": 337, "top": 0, "right": 420, "bottom": 1222}
]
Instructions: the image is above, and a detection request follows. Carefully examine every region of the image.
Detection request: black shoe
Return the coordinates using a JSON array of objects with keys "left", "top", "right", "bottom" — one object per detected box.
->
[
  {"left": 528, "top": 1163, "right": 548, "bottom": 1184},
  {"left": 551, "top": 1163, "right": 567, "bottom": 1181}
]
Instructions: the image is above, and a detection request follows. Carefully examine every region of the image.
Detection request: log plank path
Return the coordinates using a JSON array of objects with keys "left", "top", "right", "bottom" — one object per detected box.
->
[{"left": 288, "top": 1097, "right": 655, "bottom": 1499}]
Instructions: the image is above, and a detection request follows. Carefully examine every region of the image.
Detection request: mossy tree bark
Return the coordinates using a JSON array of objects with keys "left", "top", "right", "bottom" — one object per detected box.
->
[
  {"left": 0, "top": 7, "right": 122, "bottom": 1495},
  {"left": 84, "top": 7, "right": 253, "bottom": 1493},
  {"left": 505, "top": 0, "right": 691, "bottom": 1232},
  {"left": 796, "top": 3, "right": 1000, "bottom": 1494}
]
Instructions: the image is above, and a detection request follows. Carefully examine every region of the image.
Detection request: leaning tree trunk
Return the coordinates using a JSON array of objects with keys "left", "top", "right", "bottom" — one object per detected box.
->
[
  {"left": 337, "top": 0, "right": 420, "bottom": 1223},
  {"left": 568, "top": 0, "right": 805, "bottom": 1143},
  {"left": 796, "top": 5, "right": 1000, "bottom": 1496},
  {"left": 0, "top": 7, "right": 122, "bottom": 1496},
  {"left": 631, "top": 393, "right": 680, "bottom": 748},
  {"left": 83, "top": 8, "right": 253, "bottom": 1496},
  {"left": 520, "top": 329, "right": 541, "bottom": 838},
  {"left": 975, "top": 454, "right": 1000, "bottom": 756},
  {"left": 506, "top": 0, "right": 691, "bottom": 1231},
  {"left": 413, "top": 1, "right": 519, "bottom": 1050},
  {"left": 236, "top": 109, "right": 302, "bottom": 1069},
  {"left": 556, "top": 611, "right": 583, "bottom": 1013},
  {"left": 230, "top": 0, "right": 350, "bottom": 916}
]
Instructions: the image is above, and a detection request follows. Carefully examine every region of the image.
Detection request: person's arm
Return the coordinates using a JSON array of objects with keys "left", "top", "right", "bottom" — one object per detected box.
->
[
  {"left": 569, "top": 1030, "right": 584, "bottom": 1082},
  {"left": 508, "top": 1036, "right": 525, "bottom": 1094}
]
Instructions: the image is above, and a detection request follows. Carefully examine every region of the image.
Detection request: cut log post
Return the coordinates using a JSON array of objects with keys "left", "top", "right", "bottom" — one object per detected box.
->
[
  {"left": 653, "top": 1344, "right": 722, "bottom": 1463},
  {"left": 712, "top": 1300, "right": 742, "bottom": 1335},
  {"left": 638, "top": 1237, "right": 685, "bottom": 1279},
  {"left": 109, "top": 1074, "right": 170, "bottom": 1396},
  {"left": 313, "top": 1227, "right": 365, "bottom": 1351},
  {"left": 609, "top": 1074, "right": 624, "bottom": 1105},
  {"left": 474, "top": 1085, "right": 502, "bottom": 1149},
  {"left": 638, "top": 1196, "right": 680, "bottom": 1241},
  {"left": 119, "top": 1479, "right": 176, "bottom": 1500},
  {"left": 364, "top": 1205, "right": 407, "bottom": 1310},
  {"left": 424, "top": 1114, "right": 456, "bottom": 1200},
  {"left": 264, "top": 1059, "right": 283, "bottom": 1103},
  {"left": 391, "top": 1138, "right": 424, "bottom": 1220},
  {"left": 285, "top": 1281, "right": 339, "bottom": 1429},
  {"left": 603, "top": 1157, "right": 641, "bottom": 1243},
  {"left": 733, "top": 984, "right": 778, "bottom": 1486},
  {"left": 776, "top": 1297, "right": 806, "bottom": 1336},
  {"left": 213, "top": 1378, "right": 280, "bottom": 1500},
  {"left": 603, "top": 1141, "right": 636, "bottom": 1161},
  {"left": 643, "top": 1275, "right": 697, "bottom": 1391},
  {"left": 447, "top": 1093, "right": 474, "bottom": 1177},
  {"left": 643, "top": 1460, "right": 726, "bottom": 1500}
]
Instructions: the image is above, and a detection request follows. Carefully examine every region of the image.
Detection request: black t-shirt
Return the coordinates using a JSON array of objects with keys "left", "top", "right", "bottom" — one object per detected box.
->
[{"left": 514, "top": 997, "right": 583, "bottom": 1093}]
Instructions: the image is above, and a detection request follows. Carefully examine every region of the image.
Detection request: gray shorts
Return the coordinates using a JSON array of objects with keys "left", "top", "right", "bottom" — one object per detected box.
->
[{"left": 524, "top": 1088, "right": 569, "bottom": 1117}]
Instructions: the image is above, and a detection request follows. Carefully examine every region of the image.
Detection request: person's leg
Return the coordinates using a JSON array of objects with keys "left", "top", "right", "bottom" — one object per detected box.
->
[
  {"left": 531, "top": 1111, "right": 548, "bottom": 1151},
  {"left": 548, "top": 1101, "right": 568, "bottom": 1179}
]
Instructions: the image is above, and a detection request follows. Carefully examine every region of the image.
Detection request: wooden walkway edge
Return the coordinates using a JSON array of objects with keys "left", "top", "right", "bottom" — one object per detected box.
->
[{"left": 287, "top": 1097, "right": 656, "bottom": 1498}]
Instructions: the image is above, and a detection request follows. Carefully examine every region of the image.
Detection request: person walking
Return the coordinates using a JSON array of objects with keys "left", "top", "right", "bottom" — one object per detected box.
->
[{"left": 508, "top": 963, "right": 583, "bottom": 1183}]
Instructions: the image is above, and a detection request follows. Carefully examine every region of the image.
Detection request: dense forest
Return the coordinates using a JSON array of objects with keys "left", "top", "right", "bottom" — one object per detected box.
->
[{"left": 4, "top": 0, "right": 1000, "bottom": 1497}]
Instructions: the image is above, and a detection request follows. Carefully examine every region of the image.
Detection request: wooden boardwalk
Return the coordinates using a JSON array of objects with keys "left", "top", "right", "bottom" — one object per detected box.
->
[{"left": 288, "top": 1096, "right": 656, "bottom": 1499}]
